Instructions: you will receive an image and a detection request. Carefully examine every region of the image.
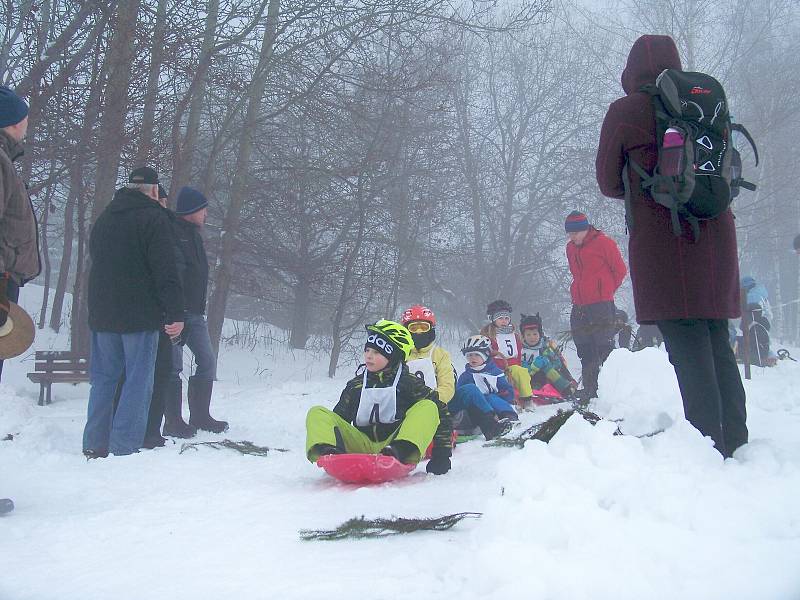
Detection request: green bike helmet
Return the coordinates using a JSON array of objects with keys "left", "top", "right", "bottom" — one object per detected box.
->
[{"left": 365, "top": 319, "right": 415, "bottom": 361}]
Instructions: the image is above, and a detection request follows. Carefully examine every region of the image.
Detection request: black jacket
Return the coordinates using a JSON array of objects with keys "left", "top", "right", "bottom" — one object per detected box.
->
[
  {"left": 334, "top": 362, "right": 453, "bottom": 455},
  {"left": 88, "top": 187, "right": 185, "bottom": 333},
  {"left": 173, "top": 217, "right": 209, "bottom": 315}
]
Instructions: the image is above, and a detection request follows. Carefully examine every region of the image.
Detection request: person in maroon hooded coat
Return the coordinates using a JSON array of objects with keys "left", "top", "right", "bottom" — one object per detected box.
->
[{"left": 595, "top": 34, "right": 748, "bottom": 458}]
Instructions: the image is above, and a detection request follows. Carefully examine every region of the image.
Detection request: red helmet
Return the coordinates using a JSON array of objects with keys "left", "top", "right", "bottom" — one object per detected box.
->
[{"left": 400, "top": 304, "right": 436, "bottom": 326}]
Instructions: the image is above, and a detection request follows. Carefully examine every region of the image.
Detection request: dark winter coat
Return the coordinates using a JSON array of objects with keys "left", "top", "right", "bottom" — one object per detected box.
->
[
  {"left": 596, "top": 35, "right": 741, "bottom": 322},
  {"left": 173, "top": 217, "right": 209, "bottom": 315},
  {"left": 88, "top": 187, "right": 185, "bottom": 333},
  {"left": 0, "top": 131, "right": 40, "bottom": 284},
  {"left": 566, "top": 228, "right": 627, "bottom": 306},
  {"left": 335, "top": 362, "right": 453, "bottom": 455}
]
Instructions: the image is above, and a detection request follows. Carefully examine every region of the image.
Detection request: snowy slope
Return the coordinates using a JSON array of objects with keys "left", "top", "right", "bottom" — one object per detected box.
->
[{"left": 1, "top": 287, "right": 799, "bottom": 600}]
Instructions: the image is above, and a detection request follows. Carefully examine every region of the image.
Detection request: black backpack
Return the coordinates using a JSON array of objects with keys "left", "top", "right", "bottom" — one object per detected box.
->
[{"left": 625, "top": 69, "right": 759, "bottom": 240}]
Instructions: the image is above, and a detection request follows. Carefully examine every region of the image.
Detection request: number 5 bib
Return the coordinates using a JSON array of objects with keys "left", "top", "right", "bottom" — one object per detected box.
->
[
  {"left": 495, "top": 333, "right": 519, "bottom": 358},
  {"left": 355, "top": 366, "right": 403, "bottom": 427}
]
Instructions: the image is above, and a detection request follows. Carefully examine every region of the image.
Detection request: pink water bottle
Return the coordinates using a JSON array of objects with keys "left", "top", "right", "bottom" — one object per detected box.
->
[{"left": 661, "top": 127, "right": 685, "bottom": 176}]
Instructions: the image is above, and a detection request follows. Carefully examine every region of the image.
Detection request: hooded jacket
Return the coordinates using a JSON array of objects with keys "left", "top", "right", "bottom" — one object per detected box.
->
[
  {"left": 596, "top": 35, "right": 741, "bottom": 322},
  {"left": 88, "top": 187, "right": 185, "bottom": 332},
  {"left": 0, "top": 131, "right": 40, "bottom": 283}
]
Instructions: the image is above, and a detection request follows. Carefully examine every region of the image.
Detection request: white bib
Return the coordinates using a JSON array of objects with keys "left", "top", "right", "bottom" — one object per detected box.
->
[
  {"left": 521, "top": 347, "right": 538, "bottom": 365},
  {"left": 471, "top": 372, "right": 500, "bottom": 395},
  {"left": 355, "top": 366, "right": 403, "bottom": 427},
  {"left": 496, "top": 333, "right": 518, "bottom": 358},
  {"left": 406, "top": 355, "right": 438, "bottom": 390}
]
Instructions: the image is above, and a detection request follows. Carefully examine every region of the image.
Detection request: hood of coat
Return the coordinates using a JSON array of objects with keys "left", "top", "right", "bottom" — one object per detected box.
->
[{"left": 621, "top": 35, "right": 682, "bottom": 95}]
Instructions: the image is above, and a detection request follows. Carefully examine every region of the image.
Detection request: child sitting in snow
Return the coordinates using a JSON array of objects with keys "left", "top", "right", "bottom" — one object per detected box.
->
[
  {"left": 479, "top": 300, "right": 533, "bottom": 408},
  {"left": 401, "top": 306, "right": 510, "bottom": 441},
  {"left": 400, "top": 304, "right": 455, "bottom": 405},
  {"left": 453, "top": 334, "right": 518, "bottom": 434},
  {"left": 305, "top": 319, "right": 453, "bottom": 475},
  {"left": 520, "top": 313, "right": 577, "bottom": 399}
]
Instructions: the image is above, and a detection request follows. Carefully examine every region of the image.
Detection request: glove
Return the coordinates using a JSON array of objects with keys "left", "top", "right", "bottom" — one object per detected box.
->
[
  {"left": 0, "top": 273, "right": 10, "bottom": 328},
  {"left": 426, "top": 447, "right": 451, "bottom": 475},
  {"left": 533, "top": 355, "right": 551, "bottom": 371}
]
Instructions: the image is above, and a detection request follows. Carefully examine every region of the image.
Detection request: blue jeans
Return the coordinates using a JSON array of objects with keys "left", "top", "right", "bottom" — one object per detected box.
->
[
  {"left": 83, "top": 330, "right": 158, "bottom": 455},
  {"left": 172, "top": 313, "right": 216, "bottom": 382},
  {"left": 450, "top": 384, "right": 516, "bottom": 415}
]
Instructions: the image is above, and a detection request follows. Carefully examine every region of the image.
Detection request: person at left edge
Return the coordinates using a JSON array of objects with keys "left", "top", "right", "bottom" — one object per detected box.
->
[
  {"left": 83, "top": 167, "right": 184, "bottom": 457},
  {"left": 0, "top": 86, "right": 40, "bottom": 382}
]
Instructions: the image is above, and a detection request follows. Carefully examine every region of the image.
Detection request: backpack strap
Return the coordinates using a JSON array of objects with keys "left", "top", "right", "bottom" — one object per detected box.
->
[
  {"left": 629, "top": 159, "right": 685, "bottom": 237},
  {"left": 731, "top": 123, "right": 759, "bottom": 165}
]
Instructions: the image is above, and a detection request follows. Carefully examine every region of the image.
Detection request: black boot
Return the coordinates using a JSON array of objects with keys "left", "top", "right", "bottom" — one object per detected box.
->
[
  {"left": 380, "top": 440, "right": 417, "bottom": 464},
  {"left": 162, "top": 379, "right": 196, "bottom": 439},
  {"left": 467, "top": 405, "right": 513, "bottom": 441},
  {"left": 188, "top": 376, "right": 228, "bottom": 434}
]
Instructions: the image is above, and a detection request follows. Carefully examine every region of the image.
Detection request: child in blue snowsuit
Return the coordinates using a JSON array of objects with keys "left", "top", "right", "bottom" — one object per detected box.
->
[{"left": 449, "top": 335, "right": 518, "bottom": 439}]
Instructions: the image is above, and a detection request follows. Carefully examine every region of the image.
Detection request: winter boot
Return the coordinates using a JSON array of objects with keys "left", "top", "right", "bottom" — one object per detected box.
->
[
  {"left": 188, "top": 376, "right": 228, "bottom": 434},
  {"left": 141, "top": 434, "right": 166, "bottom": 449},
  {"left": 162, "top": 379, "right": 197, "bottom": 439},
  {"left": 380, "top": 440, "right": 417, "bottom": 464},
  {"left": 314, "top": 444, "right": 344, "bottom": 457},
  {"left": 467, "top": 405, "right": 513, "bottom": 441}
]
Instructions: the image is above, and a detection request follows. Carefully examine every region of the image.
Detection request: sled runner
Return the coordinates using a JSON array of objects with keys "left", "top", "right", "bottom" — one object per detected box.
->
[{"left": 316, "top": 453, "right": 416, "bottom": 484}]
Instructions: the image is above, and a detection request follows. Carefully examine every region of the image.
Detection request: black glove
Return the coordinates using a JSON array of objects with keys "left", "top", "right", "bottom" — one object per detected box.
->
[
  {"left": 0, "top": 273, "right": 10, "bottom": 328},
  {"left": 426, "top": 447, "right": 451, "bottom": 475}
]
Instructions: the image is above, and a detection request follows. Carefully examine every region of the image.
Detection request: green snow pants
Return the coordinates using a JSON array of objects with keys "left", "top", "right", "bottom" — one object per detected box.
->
[{"left": 305, "top": 400, "right": 440, "bottom": 463}]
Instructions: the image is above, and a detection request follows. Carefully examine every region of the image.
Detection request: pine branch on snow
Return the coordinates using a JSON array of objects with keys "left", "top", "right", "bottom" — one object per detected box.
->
[
  {"left": 179, "top": 439, "right": 289, "bottom": 456},
  {"left": 300, "top": 512, "right": 482, "bottom": 541},
  {"left": 485, "top": 407, "right": 617, "bottom": 448}
]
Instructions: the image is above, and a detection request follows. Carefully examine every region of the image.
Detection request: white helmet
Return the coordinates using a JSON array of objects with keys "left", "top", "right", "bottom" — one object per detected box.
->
[{"left": 461, "top": 334, "right": 492, "bottom": 359}]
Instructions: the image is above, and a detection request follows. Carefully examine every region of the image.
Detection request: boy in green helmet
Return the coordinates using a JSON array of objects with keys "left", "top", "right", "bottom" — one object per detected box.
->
[{"left": 305, "top": 319, "right": 453, "bottom": 475}]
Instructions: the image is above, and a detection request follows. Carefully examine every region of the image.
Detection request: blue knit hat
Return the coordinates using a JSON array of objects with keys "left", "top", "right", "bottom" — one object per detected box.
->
[
  {"left": 0, "top": 86, "right": 29, "bottom": 128},
  {"left": 565, "top": 210, "right": 590, "bottom": 232},
  {"left": 175, "top": 186, "right": 208, "bottom": 215}
]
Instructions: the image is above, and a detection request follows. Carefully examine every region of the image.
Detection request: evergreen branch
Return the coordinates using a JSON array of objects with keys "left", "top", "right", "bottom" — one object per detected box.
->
[
  {"left": 485, "top": 406, "right": 613, "bottom": 448},
  {"left": 178, "top": 439, "right": 289, "bottom": 456},
  {"left": 300, "top": 512, "right": 482, "bottom": 541}
]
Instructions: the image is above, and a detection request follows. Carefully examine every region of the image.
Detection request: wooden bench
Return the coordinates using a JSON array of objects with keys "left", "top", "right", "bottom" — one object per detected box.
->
[{"left": 27, "top": 351, "right": 89, "bottom": 406}]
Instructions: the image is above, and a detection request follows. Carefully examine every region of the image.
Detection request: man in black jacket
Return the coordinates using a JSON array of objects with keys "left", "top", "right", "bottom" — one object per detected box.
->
[
  {"left": 83, "top": 167, "right": 184, "bottom": 457},
  {"left": 165, "top": 186, "right": 228, "bottom": 435}
]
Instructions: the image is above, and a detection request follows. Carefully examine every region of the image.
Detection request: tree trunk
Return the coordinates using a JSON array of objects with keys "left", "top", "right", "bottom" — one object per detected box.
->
[
  {"left": 50, "top": 169, "right": 77, "bottom": 332},
  {"left": 37, "top": 174, "right": 54, "bottom": 329},
  {"left": 135, "top": 0, "right": 169, "bottom": 165},
  {"left": 289, "top": 271, "right": 313, "bottom": 349},
  {"left": 207, "top": 0, "right": 280, "bottom": 358},
  {"left": 90, "top": 0, "right": 140, "bottom": 222}
]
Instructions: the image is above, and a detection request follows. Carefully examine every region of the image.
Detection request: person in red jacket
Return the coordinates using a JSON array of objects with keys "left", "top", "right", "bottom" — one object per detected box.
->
[
  {"left": 595, "top": 34, "right": 748, "bottom": 458},
  {"left": 565, "top": 210, "right": 627, "bottom": 399}
]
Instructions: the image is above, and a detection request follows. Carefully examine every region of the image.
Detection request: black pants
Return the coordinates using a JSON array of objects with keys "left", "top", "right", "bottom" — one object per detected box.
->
[
  {"left": 144, "top": 332, "right": 175, "bottom": 440},
  {"left": 571, "top": 301, "right": 616, "bottom": 396},
  {"left": 0, "top": 278, "right": 20, "bottom": 382},
  {"left": 657, "top": 319, "right": 748, "bottom": 458}
]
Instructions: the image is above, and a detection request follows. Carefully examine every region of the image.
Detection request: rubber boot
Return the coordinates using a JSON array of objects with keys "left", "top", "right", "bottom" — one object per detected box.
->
[
  {"left": 162, "top": 379, "right": 196, "bottom": 439},
  {"left": 188, "top": 376, "right": 228, "bottom": 433}
]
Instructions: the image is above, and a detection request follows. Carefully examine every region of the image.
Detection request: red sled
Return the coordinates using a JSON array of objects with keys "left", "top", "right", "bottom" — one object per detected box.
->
[
  {"left": 316, "top": 453, "right": 416, "bottom": 484},
  {"left": 531, "top": 383, "right": 564, "bottom": 406}
]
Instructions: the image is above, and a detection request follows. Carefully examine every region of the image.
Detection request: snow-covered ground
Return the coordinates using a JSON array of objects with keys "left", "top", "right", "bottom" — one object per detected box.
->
[{"left": 2, "top": 287, "right": 800, "bottom": 600}]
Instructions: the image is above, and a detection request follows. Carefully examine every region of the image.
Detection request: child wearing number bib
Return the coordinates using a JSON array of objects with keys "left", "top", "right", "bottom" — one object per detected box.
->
[
  {"left": 480, "top": 300, "right": 534, "bottom": 409},
  {"left": 448, "top": 335, "right": 517, "bottom": 441},
  {"left": 520, "top": 313, "right": 577, "bottom": 398},
  {"left": 305, "top": 320, "right": 454, "bottom": 475}
]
